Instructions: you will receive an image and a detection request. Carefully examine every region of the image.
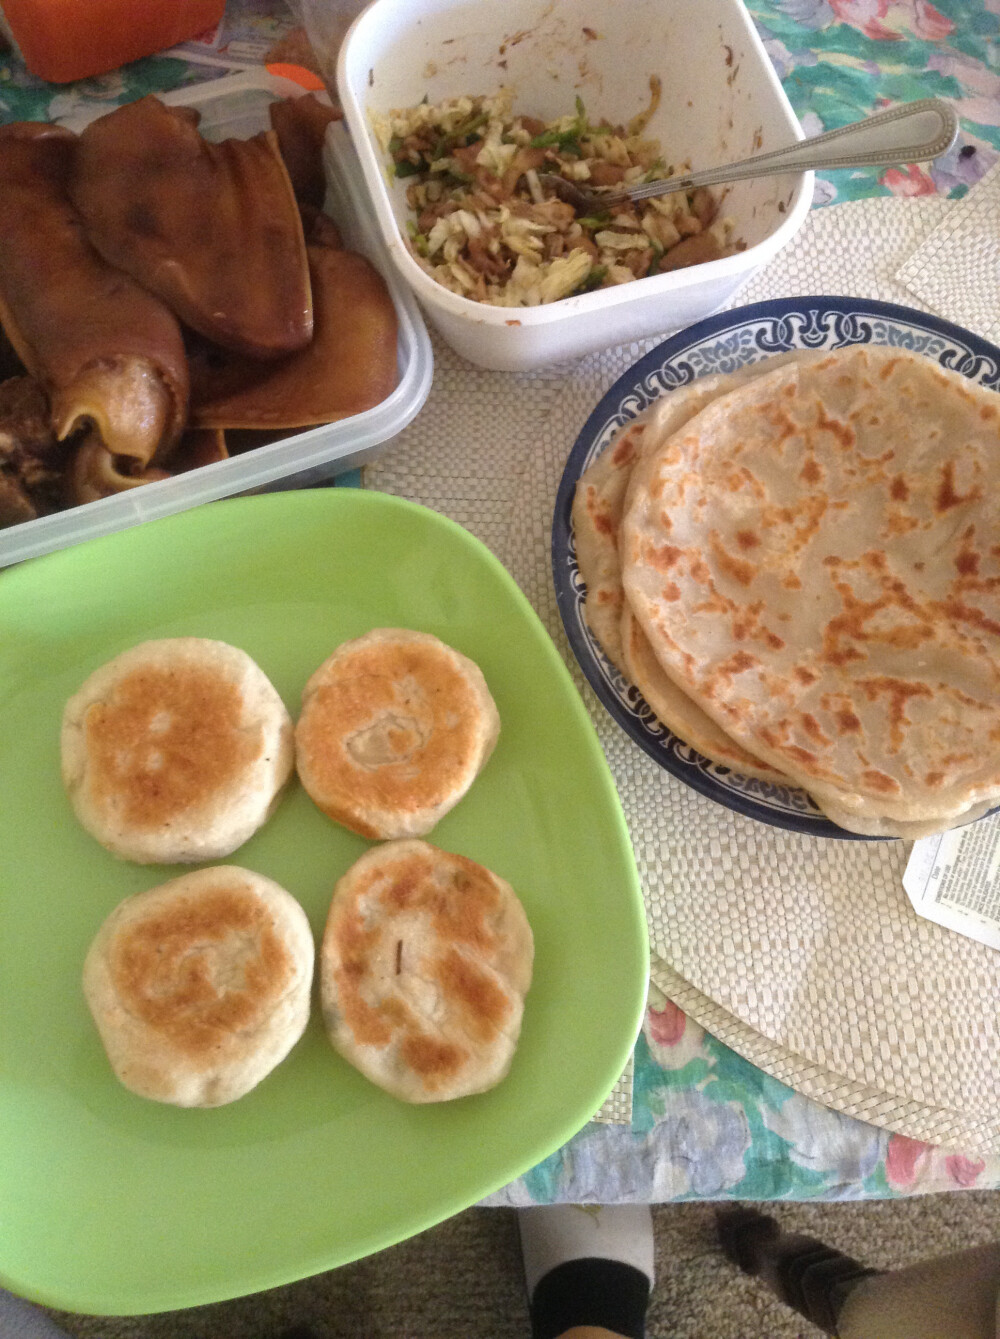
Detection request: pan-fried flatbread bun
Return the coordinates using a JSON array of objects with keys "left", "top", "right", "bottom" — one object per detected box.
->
[
  {"left": 62, "top": 638, "right": 293, "bottom": 863},
  {"left": 295, "top": 629, "right": 500, "bottom": 839},
  {"left": 83, "top": 865, "right": 314, "bottom": 1107},
  {"left": 621, "top": 346, "right": 1000, "bottom": 836},
  {"left": 620, "top": 607, "right": 788, "bottom": 783},
  {"left": 320, "top": 840, "right": 533, "bottom": 1103}
]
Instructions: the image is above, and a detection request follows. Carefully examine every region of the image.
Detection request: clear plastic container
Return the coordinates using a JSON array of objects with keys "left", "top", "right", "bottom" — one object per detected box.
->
[
  {"left": 0, "top": 71, "right": 433, "bottom": 569},
  {"left": 337, "top": 0, "right": 813, "bottom": 372}
]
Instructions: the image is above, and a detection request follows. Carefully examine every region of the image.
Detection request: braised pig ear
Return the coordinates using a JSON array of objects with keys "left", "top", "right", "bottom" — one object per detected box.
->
[
  {"left": 70, "top": 95, "right": 313, "bottom": 360},
  {"left": 190, "top": 247, "right": 397, "bottom": 430},
  {"left": 0, "top": 122, "right": 188, "bottom": 468},
  {"left": 299, "top": 204, "right": 343, "bottom": 250},
  {"left": 68, "top": 433, "right": 171, "bottom": 505},
  {"left": 168, "top": 427, "right": 228, "bottom": 472},
  {"left": 268, "top": 93, "right": 341, "bottom": 209},
  {"left": 67, "top": 425, "right": 227, "bottom": 505}
]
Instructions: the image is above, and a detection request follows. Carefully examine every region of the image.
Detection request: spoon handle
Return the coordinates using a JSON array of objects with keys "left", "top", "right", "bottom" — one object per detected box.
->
[{"left": 612, "top": 99, "right": 958, "bottom": 207}]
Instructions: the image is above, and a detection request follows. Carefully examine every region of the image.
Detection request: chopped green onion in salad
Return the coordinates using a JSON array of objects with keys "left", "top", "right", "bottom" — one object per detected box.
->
[{"left": 372, "top": 86, "right": 740, "bottom": 308}]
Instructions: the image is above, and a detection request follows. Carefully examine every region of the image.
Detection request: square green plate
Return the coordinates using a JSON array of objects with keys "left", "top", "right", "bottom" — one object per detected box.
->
[{"left": 0, "top": 490, "right": 648, "bottom": 1316}]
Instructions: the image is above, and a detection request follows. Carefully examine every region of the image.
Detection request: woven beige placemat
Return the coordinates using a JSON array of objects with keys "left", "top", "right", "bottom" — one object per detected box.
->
[
  {"left": 897, "top": 159, "right": 1000, "bottom": 345},
  {"left": 369, "top": 195, "right": 1000, "bottom": 1148},
  {"left": 650, "top": 959, "right": 1000, "bottom": 1154}
]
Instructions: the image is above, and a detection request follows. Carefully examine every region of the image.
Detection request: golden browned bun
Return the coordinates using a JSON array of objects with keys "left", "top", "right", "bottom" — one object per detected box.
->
[
  {"left": 61, "top": 638, "right": 293, "bottom": 863},
  {"left": 83, "top": 866, "right": 314, "bottom": 1107},
  {"left": 295, "top": 629, "right": 500, "bottom": 839},
  {"left": 320, "top": 840, "right": 533, "bottom": 1102}
]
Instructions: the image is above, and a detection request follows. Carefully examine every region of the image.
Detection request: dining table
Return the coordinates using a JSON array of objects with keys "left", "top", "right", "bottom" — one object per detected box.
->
[{"left": 2, "top": 0, "right": 1000, "bottom": 1236}]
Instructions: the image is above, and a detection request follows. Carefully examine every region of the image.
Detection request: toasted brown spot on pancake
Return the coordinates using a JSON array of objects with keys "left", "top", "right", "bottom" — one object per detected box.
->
[
  {"left": 862, "top": 767, "right": 901, "bottom": 795},
  {"left": 801, "top": 713, "right": 831, "bottom": 746},
  {"left": 322, "top": 841, "right": 531, "bottom": 1101},
  {"left": 399, "top": 1032, "right": 467, "bottom": 1086},
  {"left": 297, "top": 636, "right": 491, "bottom": 834},
  {"left": 720, "top": 650, "right": 757, "bottom": 675},
  {"left": 710, "top": 535, "right": 755, "bottom": 587},
  {"left": 108, "top": 884, "right": 291, "bottom": 1056},
  {"left": 611, "top": 424, "right": 643, "bottom": 466},
  {"left": 815, "top": 403, "right": 855, "bottom": 450},
  {"left": 435, "top": 947, "right": 511, "bottom": 1041},
  {"left": 936, "top": 460, "right": 982, "bottom": 514},
  {"left": 85, "top": 665, "right": 262, "bottom": 829},
  {"left": 647, "top": 542, "right": 682, "bottom": 571}
]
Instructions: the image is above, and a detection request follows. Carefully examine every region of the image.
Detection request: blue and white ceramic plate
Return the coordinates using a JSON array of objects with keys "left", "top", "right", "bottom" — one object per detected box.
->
[{"left": 552, "top": 296, "right": 1000, "bottom": 839}]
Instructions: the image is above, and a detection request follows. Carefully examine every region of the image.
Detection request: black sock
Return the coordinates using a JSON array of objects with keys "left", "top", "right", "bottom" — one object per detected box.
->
[{"left": 530, "top": 1256, "right": 651, "bottom": 1339}]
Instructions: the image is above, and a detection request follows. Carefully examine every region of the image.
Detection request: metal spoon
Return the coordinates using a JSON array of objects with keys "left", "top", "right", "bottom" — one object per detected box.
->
[{"left": 539, "top": 98, "right": 958, "bottom": 214}]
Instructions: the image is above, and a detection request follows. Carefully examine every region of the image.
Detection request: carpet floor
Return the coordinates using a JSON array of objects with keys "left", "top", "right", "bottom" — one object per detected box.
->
[{"left": 44, "top": 1192, "right": 1000, "bottom": 1338}]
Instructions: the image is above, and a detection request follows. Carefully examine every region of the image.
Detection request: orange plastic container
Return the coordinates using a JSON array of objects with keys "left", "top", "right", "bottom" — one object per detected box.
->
[{"left": 1, "top": 0, "right": 227, "bottom": 84}]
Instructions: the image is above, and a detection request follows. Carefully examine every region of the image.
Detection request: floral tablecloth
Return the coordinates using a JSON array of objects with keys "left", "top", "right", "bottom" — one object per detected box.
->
[{"left": 2, "top": 0, "right": 999, "bottom": 1204}]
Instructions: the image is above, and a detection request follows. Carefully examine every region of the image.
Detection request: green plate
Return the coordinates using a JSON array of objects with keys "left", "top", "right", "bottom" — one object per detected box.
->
[{"left": 0, "top": 491, "right": 647, "bottom": 1316}]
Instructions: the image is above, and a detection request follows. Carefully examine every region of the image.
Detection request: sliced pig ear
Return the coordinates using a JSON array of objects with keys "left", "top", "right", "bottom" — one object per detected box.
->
[
  {"left": 67, "top": 424, "right": 227, "bottom": 504},
  {"left": 67, "top": 433, "right": 170, "bottom": 505},
  {"left": 0, "top": 124, "right": 189, "bottom": 464},
  {"left": 0, "top": 473, "right": 38, "bottom": 527},
  {"left": 168, "top": 428, "right": 228, "bottom": 473},
  {"left": 70, "top": 95, "right": 313, "bottom": 361},
  {"left": 50, "top": 356, "right": 181, "bottom": 469},
  {"left": 268, "top": 93, "right": 341, "bottom": 210},
  {"left": 190, "top": 246, "right": 397, "bottom": 430}
]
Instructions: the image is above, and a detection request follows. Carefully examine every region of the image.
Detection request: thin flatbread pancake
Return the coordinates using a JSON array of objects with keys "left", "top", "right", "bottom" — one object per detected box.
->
[
  {"left": 621, "top": 607, "right": 788, "bottom": 782},
  {"left": 571, "top": 421, "right": 645, "bottom": 673},
  {"left": 622, "top": 346, "right": 1000, "bottom": 833},
  {"left": 572, "top": 357, "right": 817, "bottom": 783},
  {"left": 572, "top": 356, "right": 823, "bottom": 675}
]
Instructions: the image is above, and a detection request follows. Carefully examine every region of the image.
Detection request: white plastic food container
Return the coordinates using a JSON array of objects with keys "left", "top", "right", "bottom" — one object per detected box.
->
[
  {"left": 0, "top": 71, "right": 433, "bottom": 568},
  {"left": 338, "top": 0, "right": 813, "bottom": 372}
]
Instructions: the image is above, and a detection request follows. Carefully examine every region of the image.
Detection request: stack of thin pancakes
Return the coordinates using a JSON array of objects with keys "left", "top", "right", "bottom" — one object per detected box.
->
[{"left": 572, "top": 345, "right": 1000, "bottom": 839}]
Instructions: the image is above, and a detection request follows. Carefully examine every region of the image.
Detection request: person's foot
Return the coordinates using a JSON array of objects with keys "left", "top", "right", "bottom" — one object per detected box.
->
[
  {"left": 716, "top": 1205, "right": 782, "bottom": 1275},
  {"left": 716, "top": 1204, "right": 881, "bottom": 1336},
  {"left": 517, "top": 1205, "right": 654, "bottom": 1339}
]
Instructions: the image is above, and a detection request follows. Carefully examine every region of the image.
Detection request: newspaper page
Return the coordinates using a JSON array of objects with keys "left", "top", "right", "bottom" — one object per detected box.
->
[
  {"left": 163, "top": 0, "right": 299, "bottom": 70},
  {"left": 904, "top": 816, "right": 1000, "bottom": 950}
]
